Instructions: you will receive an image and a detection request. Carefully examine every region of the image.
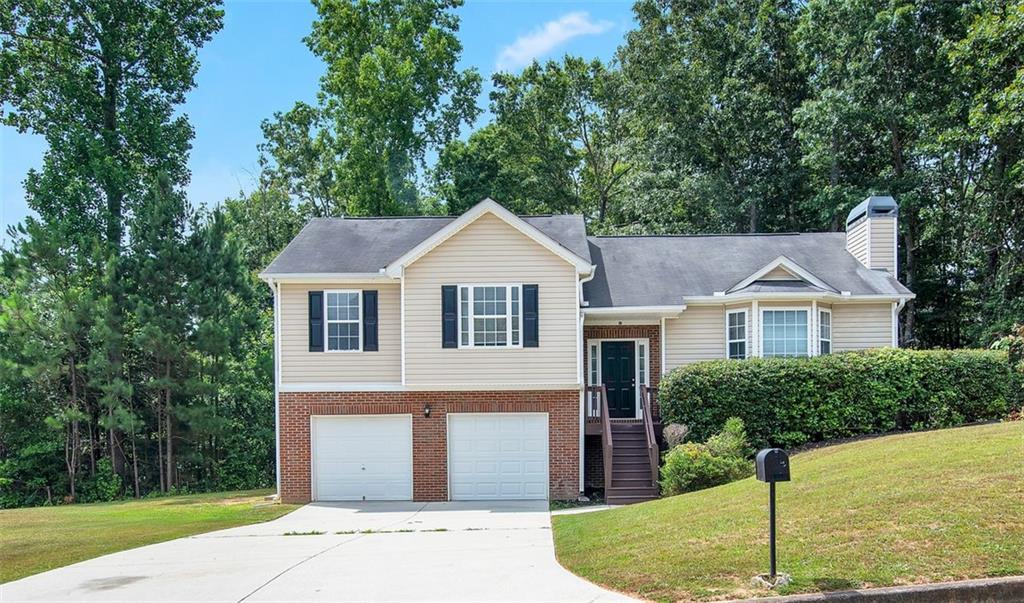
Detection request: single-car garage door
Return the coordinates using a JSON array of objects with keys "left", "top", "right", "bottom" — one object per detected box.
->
[
  {"left": 311, "top": 415, "right": 412, "bottom": 501},
  {"left": 448, "top": 413, "right": 549, "bottom": 500}
]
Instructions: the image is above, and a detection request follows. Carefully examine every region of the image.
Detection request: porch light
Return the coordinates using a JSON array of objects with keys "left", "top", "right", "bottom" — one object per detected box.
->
[{"left": 424, "top": 404, "right": 431, "bottom": 418}]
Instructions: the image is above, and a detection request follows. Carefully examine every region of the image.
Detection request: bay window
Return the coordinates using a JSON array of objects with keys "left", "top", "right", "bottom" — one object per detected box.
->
[{"left": 761, "top": 309, "right": 809, "bottom": 358}]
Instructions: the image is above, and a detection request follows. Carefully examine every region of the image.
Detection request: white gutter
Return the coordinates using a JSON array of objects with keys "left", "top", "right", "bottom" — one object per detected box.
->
[
  {"left": 684, "top": 292, "right": 915, "bottom": 304},
  {"left": 258, "top": 272, "right": 396, "bottom": 283},
  {"left": 583, "top": 305, "right": 686, "bottom": 316}
]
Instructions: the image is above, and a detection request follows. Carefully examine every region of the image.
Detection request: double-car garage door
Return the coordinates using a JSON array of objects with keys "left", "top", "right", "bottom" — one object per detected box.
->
[{"left": 311, "top": 413, "right": 548, "bottom": 501}]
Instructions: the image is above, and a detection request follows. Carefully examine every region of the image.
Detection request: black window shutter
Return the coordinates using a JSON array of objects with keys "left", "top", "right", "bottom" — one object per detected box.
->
[
  {"left": 441, "top": 285, "right": 458, "bottom": 348},
  {"left": 308, "top": 290, "right": 324, "bottom": 352},
  {"left": 362, "top": 290, "right": 378, "bottom": 351},
  {"left": 523, "top": 284, "right": 539, "bottom": 347}
]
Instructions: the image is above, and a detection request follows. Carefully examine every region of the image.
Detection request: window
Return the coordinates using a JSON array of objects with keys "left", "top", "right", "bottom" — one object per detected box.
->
[
  {"left": 638, "top": 343, "right": 647, "bottom": 387},
  {"left": 326, "top": 290, "right": 361, "bottom": 351},
  {"left": 589, "top": 343, "right": 599, "bottom": 385},
  {"left": 761, "top": 310, "right": 808, "bottom": 357},
  {"left": 727, "top": 310, "right": 748, "bottom": 359},
  {"left": 458, "top": 285, "right": 522, "bottom": 347},
  {"left": 819, "top": 309, "right": 832, "bottom": 355}
]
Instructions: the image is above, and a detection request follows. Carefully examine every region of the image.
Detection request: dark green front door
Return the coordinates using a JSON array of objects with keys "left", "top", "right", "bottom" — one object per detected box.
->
[{"left": 601, "top": 341, "right": 636, "bottom": 418}]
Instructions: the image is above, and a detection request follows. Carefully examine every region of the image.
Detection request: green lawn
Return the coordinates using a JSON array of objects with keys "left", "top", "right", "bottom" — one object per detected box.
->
[
  {"left": 553, "top": 422, "right": 1024, "bottom": 602},
  {"left": 0, "top": 489, "right": 298, "bottom": 583}
]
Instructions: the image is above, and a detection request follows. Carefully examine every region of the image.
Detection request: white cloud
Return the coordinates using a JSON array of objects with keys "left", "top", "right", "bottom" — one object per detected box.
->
[{"left": 496, "top": 12, "right": 614, "bottom": 71}]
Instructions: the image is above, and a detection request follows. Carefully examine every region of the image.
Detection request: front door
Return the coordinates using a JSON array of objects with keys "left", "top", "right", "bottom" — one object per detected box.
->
[{"left": 601, "top": 341, "right": 636, "bottom": 418}]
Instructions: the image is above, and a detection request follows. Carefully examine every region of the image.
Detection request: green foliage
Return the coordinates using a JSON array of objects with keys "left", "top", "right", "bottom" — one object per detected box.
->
[
  {"left": 77, "top": 459, "right": 123, "bottom": 503},
  {"left": 660, "top": 417, "right": 754, "bottom": 496},
  {"left": 660, "top": 349, "right": 1013, "bottom": 449},
  {"left": 260, "top": 0, "right": 481, "bottom": 216}
]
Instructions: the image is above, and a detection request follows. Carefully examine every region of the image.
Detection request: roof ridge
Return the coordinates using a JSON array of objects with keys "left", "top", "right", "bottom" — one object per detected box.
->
[
  {"left": 589, "top": 231, "right": 841, "bottom": 239},
  {"left": 310, "top": 213, "right": 584, "bottom": 221}
]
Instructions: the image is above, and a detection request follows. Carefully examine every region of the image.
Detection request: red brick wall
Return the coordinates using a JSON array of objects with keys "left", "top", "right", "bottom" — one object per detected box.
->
[
  {"left": 583, "top": 324, "right": 662, "bottom": 416},
  {"left": 279, "top": 390, "right": 580, "bottom": 504}
]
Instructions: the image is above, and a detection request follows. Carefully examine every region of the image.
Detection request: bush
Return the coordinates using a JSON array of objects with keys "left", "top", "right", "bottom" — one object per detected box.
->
[
  {"left": 659, "top": 348, "right": 1012, "bottom": 449},
  {"left": 78, "top": 458, "right": 123, "bottom": 503},
  {"left": 660, "top": 417, "right": 753, "bottom": 496}
]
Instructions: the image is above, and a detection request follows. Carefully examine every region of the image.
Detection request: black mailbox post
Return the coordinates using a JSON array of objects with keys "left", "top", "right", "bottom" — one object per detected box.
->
[{"left": 755, "top": 448, "right": 790, "bottom": 579}]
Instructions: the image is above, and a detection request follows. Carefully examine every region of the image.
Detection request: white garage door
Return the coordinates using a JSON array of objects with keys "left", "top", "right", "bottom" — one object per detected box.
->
[
  {"left": 448, "top": 413, "right": 549, "bottom": 500},
  {"left": 311, "top": 415, "right": 412, "bottom": 501}
]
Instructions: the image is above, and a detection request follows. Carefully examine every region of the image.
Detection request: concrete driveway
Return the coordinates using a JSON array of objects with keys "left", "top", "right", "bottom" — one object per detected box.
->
[{"left": 3, "top": 500, "right": 635, "bottom": 602}]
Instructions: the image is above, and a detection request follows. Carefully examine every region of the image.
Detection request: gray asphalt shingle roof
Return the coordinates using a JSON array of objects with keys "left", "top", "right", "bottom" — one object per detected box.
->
[
  {"left": 583, "top": 233, "right": 911, "bottom": 308},
  {"left": 262, "top": 214, "right": 591, "bottom": 275},
  {"left": 263, "top": 214, "right": 911, "bottom": 306}
]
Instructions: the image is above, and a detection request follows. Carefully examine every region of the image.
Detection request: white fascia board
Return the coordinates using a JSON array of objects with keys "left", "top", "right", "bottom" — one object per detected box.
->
[
  {"left": 726, "top": 255, "right": 838, "bottom": 294},
  {"left": 684, "top": 292, "right": 914, "bottom": 304},
  {"left": 383, "top": 198, "right": 593, "bottom": 277},
  {"left": 583, "top": 305, "right": 686, "bottom": 316},
  {"left": 259, "top": 272, "right": 397, "bottom": 283}
]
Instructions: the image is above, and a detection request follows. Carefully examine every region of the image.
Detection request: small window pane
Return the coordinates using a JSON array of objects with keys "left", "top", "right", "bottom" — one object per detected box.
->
[{"left": 762, "top": 310, "right": 808, "bottom": 358}]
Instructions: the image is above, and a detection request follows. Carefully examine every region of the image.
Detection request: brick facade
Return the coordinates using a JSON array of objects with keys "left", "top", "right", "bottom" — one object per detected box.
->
[
  {"left": 279, "top": 390, "right": 580, "bottom": 504},
  {"left": 583, "top": 324, "right": 662, "bottom": 416}
]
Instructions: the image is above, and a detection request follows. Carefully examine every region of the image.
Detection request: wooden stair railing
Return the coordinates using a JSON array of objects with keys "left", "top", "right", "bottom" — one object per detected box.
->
[
  {"left": 640, "top": 385, "right": 659, "bottom": 487},
  {"left": 585, "top": 385, "right": 614, "bottom": 496}
]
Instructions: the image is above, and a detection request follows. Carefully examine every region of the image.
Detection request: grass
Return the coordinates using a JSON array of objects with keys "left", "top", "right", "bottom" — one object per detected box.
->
[
  {"left": 553, "top": 422, "right": 1024, "bottom": 602},
  {"left": 0, "top": 489, "right": 298, "bottom": 583}
]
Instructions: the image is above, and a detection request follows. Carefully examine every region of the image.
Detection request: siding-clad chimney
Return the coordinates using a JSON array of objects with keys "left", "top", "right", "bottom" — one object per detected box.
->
[{"left": 846, "top": 196, "right": 898, "bottom": 274}]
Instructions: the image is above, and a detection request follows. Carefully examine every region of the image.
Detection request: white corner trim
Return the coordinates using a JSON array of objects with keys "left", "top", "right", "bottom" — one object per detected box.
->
[
  {"left": 400, "top": 267, "right": 406, "bottom": 386},
  {"left": 726, "top": 255, "right": 839, "bottom": 294},
  {"left": 273, "top": 280, "right": 281, "bottom": 499},
  {"left": 660, "top": 317, "right": 667, "bottom": 376},
  {"left": 383, "top": 199, "right": 593, "bottom": 277}
]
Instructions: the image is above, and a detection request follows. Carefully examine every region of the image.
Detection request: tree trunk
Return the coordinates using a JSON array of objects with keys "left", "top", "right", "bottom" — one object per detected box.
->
[
  {"left": 157, "top": 405, "right": 165, "bottom": 493},
  {"left": 165, "top": 360, "right": 174, "bottom": 490}
]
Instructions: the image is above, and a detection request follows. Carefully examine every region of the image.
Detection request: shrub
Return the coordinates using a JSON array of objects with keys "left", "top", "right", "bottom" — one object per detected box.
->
[
  {"left": 660, "top": 417, "right": 753, "bottom": 496},
  {"left": 78, "top": 458, "right": 123, "bottom": 503},
  {"left": 659, "top": 348, "right": 1012, "bottom": 449}
]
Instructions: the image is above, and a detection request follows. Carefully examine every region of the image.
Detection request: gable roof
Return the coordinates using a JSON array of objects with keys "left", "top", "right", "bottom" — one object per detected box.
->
[
  {"left": 583, "top": 232, "right": 912, "bottom": 308},
  {"left": 726, "top": 256, "right": 838, "bottom": 294},
  {"left": 382, "top": 199, "right": 592, "bottom": 276},
  {"left": 261, "top": 207, "right": 591, "bottom": 277}
]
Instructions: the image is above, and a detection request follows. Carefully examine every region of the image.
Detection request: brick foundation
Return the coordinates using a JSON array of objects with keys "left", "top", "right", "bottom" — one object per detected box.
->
[{"left": 279, "top": 390, "right": 580, "bottom": 504}]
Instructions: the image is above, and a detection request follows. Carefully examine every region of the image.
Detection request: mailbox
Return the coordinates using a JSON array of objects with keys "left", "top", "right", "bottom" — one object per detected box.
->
[{"left": 756, "top": 448, "right": 790, "bottom": 483}]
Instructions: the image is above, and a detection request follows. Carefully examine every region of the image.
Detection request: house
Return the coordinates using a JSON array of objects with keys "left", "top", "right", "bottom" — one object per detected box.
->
[{"left": 260, "top": 196, "right": 913, "bottom": 505}]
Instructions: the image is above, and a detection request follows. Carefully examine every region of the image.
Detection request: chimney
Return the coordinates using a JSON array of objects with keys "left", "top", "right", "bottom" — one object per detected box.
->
[{"left": 846, "top": 196, "right": 898, "bottom": 274}]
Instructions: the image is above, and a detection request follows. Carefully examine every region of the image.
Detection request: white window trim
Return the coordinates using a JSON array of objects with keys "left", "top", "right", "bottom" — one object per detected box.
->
[
  {"left": 586, "top": 338, "right": 650, "bottom": 419},
  {"left": 457, "top": 283, "right": 523, "bottom": 349},
  {"left": 725, "top": 309, "right": 749, "bottom": 360},
  {"left": 324, "top": 289, "right": 362, "bottom": 353},
  {"left": 760, "top": 307, "right": 812, "bottom": 359},
  {"left": 819, "top": 308, "right": 832, "bottom": 355}
]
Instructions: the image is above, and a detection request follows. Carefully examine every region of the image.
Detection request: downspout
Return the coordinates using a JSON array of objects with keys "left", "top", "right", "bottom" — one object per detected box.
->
[
  {"left": 577, "top": 267, "right": 597, "bottom": 496},
  {"left": 271, "top": 278, "right": 282, "bottom": 500}
]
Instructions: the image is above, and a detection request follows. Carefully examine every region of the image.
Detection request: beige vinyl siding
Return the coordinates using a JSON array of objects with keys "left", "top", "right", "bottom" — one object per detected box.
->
[
  {"left": 846, "top": 218, "right": 869, "bottom": 267},
  {"left": 279, "top": 282, "right": 402, "bottom": 384},
  {"left": 762, "top": 266, "right": 797, "bottom": 280},
  {"left": 869, "top": 217, "right": 897, "bottom": 273},
  {"left": 725, "top": 303, "right": 752, "bottom": 359},
  {"left": 664, "top": 305, "right": 726, "bottom": 370},
  {"left": 832, "top": 303, "right": 893, "bottom": 351},
  {"left": 403, "top": 212, "right": 579, "bottom": 387}
]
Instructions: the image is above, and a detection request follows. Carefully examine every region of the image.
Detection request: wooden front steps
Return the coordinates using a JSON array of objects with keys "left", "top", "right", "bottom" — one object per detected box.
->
[{"left": 606, "top": 422, "right": 659, "bottom": 505}]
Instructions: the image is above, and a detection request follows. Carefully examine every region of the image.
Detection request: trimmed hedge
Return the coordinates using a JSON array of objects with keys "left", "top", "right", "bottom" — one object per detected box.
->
[{"left": 659, "top": 348, "right": 1012, "bottom": 449}]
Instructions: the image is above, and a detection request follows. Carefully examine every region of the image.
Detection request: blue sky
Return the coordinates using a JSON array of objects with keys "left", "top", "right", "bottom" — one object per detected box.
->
[{"left": 1, "top": 0, "right": 635, "bottom": 237}]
